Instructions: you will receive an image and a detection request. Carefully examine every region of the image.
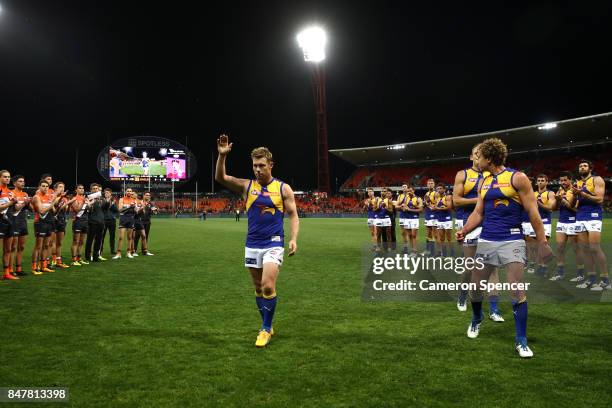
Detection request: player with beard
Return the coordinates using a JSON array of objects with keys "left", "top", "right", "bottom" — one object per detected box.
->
[{"left": 571, "top": 160, "right": 608, "bottom": 290}]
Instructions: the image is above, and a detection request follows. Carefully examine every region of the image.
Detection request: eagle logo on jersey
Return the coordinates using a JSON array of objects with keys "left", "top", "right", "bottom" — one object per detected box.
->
[
  {"left": 257, "top": 205, "right": 276, "bottom": 216},
  {"left": 494, "top": 198, "right": 509, "bottom": 208}
]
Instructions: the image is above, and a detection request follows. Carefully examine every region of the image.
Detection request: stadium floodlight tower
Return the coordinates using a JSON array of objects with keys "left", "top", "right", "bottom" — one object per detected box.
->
[{"left": 297, "top": 26, "right": 330, "bottom": 193}]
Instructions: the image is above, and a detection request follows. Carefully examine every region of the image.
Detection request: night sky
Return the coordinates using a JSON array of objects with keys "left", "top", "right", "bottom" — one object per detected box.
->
[{"left": 1, "top": 1, "right": 611, "bottom": 192}]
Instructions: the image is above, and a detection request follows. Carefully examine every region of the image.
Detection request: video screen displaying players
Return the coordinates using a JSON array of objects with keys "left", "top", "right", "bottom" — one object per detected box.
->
[{"left": 108, "top": 146, "right": 187, "bottom": 182}]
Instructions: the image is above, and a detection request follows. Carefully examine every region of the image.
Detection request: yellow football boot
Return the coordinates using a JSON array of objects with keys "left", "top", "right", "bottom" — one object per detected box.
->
[{"left": 255, "top": 330, "right": 272, "bottom": 348}]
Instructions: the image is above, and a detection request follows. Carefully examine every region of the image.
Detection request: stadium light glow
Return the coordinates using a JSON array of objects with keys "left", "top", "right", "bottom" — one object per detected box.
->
[
  {"left": 537, "top": 122, "right": 557, "bottom": 130},
  {"left": 159, "top": 148, "right": 168, "bottom": 156},
  {"left": 297, "top": 26, "right": 327, "bottom": 62},
  {"left": 386, "top": 144, "right": 406, "bottom": 150}
]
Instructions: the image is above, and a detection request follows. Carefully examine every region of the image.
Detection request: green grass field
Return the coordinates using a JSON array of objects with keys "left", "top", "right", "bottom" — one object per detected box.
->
[
  {"left": 1, "top": 218, "right": 611, "bottom": 407},
  {"left": 120, "top": 164, "right": 166, "bottom": 177}
]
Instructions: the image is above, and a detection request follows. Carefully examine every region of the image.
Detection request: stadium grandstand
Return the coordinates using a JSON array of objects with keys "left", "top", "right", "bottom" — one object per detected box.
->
[
  {"left": 129, "top": 110, "right": 612, "bottom": 217},
  {"left": 331, "top": 112, "right": 612, "bottom": 193}
]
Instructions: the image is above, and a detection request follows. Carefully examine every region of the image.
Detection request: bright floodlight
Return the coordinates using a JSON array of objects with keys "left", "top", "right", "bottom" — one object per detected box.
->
[
  {"left": 537, "top": 122, "right": 557, "bottom": 130},
  {"left": 297, "top": 26, "right": 327, "bottom": 62}
]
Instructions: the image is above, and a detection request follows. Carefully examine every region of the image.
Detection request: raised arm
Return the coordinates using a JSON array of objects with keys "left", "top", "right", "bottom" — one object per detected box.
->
[
  {"left": 215, "top": 134, "right": 250, "bottom": 196},
  {"left": 282, "top": 183, "right": 300, "bottom": 256}
]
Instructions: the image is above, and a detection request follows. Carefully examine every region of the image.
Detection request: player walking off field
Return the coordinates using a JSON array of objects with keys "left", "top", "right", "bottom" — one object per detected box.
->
[
  {"left": 457, "top": 138, "right": 552, "bottom": 358},
  {"left": 215, "top": 134, "right": 299, "bottom": 348}
]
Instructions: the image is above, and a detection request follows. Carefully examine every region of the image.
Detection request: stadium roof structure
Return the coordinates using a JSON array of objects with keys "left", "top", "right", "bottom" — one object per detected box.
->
[{"left": 330, "top": 112, "right": 612, "bottom": 167}]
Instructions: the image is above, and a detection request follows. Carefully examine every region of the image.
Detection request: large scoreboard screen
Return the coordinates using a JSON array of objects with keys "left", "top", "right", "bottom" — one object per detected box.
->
[{"left": 98, "top": 136, "right": 195, "bottom": 184}]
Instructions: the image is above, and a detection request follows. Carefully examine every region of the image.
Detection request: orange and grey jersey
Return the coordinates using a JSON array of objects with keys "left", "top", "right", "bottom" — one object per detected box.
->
[
  {"left": 480, "top": 168, "right": 524, "bottom": 241},
  {"left": 246, "top": 178, "right": 285, "bottom": 249},
  {"left": 120, "top": 197, "right": 136, "bottom": 216},
  {"left": 0, "top": 185, "right": 13, "bottom": 216},
  {"left": 34, "top": 191, "right": 54, "bottom": 223},
  {"left": 73, "top": 195, "right": 88, "bottom": 221},
  {"left": 10, "top": 190, "right": 29, "bottom": 221}
]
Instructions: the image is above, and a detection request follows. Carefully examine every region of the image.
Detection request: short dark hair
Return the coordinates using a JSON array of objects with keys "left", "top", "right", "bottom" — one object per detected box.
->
[
  {"left": 103, "top": 188, "right": 112, "bottom": 193},
  {"left": 39, "top": 179, "right": 49, "bottom": 186},
  {"left": 437, "top": 182, "right": 446, "bottom": 189},
  {"left": 578, "top": 159, "right": 593, "bottom": 169},
  {"left": 90, "top": 183, "right": 101, "bottom": 190},
  {"left": 54, "top": 181, "right": 65, "bottom": 189},
  {"left": 75, "top": 184, "right": 84, "bottom": 189},
  {"left": 559, "top": 171, "right": 572, "bottom": 180},
  {"left": 536, "top": 174, "right": 548, "bottom": 181},
  {"left": 41, "top": 173, "right": 52, "bottom": 179},
  {"left": 12, "top": 175, "right": 24, "bottom": 183}
]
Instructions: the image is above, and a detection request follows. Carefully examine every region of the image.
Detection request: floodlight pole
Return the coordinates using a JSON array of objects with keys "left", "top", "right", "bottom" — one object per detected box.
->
[{"left": 310, "top": 64, "right": 330, "bottom": 193}]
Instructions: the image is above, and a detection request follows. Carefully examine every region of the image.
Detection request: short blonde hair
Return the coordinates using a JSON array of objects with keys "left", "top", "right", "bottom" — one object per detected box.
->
[{"left": 251, "top": 147, "right": 273, "bottom": 163}]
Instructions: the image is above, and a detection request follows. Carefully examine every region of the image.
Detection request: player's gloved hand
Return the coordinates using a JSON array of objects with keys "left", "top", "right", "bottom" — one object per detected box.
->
[
  {"left": 538, "top": 241, "right": 554, "bottom": 264},
  {"left": 288, "top": 240, "right": 297, "bottom": 256}
]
